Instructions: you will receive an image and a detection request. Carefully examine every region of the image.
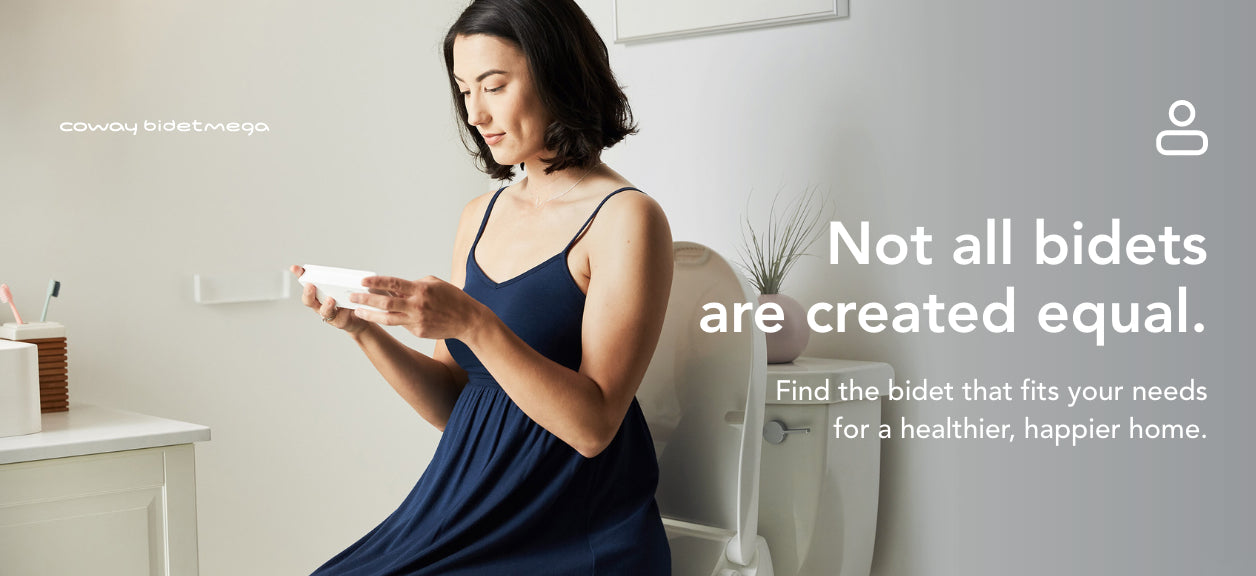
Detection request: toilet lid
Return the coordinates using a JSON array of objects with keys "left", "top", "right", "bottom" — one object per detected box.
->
[{"left": 637, "top": 241, "right": 767, "bottom": 565}]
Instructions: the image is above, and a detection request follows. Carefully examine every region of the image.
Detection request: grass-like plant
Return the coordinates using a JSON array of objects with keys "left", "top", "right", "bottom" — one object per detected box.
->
[{"left": 739, "top": 186, "right": 830, "bottom": 295}]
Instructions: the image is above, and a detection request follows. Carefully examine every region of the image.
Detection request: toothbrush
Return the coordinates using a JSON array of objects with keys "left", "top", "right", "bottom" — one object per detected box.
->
[
  {"left": 41, "top": 279, "right": 60, "bottom": 322},
  {"left": 0, "top": 283, "right": 23, "bottom": 325}
]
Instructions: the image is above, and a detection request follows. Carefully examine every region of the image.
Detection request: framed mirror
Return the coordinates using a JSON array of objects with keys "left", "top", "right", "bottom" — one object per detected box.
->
[{"left": 614, "top": 0, "right": 848, "bottom": 44}]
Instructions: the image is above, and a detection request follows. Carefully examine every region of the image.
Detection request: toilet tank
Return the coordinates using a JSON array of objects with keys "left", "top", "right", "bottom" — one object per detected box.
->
[{"left": 760, "top": 358, "right": 890, "bottom": 576}]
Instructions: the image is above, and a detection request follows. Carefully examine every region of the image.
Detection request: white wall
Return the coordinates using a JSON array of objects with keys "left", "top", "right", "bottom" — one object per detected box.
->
[{"left": 2, "top": 1, "right": 484, "bottom": 574}]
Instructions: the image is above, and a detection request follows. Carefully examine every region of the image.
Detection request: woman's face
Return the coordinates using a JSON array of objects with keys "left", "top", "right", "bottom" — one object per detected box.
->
[{"left": 452, "top": 34, "right": 551, "bottom": 168}]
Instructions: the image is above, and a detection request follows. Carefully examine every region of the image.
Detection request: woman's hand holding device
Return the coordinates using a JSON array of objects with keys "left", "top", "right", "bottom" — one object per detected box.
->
[
  {"left": 290, "top": 265, "right": 372, "bottom": 335},
  {"left": 349, "top": 276, "right": 490, "bottom": 342},
  {"left": 292, "top": 263, "right": 488, "bottom": 341}
]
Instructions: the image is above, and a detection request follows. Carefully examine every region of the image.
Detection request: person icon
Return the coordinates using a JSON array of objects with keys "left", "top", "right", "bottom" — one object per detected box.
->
[{"left": 1156, "top": 100, "right": 1208, "bottom": 156}]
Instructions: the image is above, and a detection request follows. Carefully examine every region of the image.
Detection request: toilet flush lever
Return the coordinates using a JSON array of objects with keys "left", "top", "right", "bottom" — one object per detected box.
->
[{"left": 764, "top": 420, "right": 811, "bottom": 445}]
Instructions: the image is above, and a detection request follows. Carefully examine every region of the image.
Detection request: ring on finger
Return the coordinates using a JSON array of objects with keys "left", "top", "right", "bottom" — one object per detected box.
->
[{"left": 322, "top": 308, "right": 338, "bottom": 323}]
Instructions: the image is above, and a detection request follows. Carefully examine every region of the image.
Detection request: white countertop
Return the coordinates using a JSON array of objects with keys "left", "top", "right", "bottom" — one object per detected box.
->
[{"left": 0, "top": 404, "right": 211, "bottom": 465}]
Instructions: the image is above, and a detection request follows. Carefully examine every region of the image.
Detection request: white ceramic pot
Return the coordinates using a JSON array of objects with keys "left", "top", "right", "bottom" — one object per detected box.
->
[{"left": 758, "top": 293, "right": 809, "bottom": 364}]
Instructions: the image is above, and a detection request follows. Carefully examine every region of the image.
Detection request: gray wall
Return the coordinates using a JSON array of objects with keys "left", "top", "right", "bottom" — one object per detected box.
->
[
  {"left": 2, "top": 0, "right": 1251, "bottom": 575},
  {"left": 577, "top": 1, "right": 1252, "bottom": 575}
]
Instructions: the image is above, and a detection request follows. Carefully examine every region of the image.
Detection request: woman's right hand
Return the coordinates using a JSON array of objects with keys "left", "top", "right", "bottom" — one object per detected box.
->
[{"left": 291, "top": 265, "right": 370, "bottom": 335}]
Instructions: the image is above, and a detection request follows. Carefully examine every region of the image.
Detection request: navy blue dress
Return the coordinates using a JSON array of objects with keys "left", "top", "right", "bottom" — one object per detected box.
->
[{"left": 311, "top": 187, "right": 671, "bottom": 575}]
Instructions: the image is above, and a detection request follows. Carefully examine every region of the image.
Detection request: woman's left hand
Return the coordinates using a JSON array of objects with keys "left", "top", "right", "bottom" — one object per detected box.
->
[{"left": 349, "top": 276, "right": 487, "bottom": 341}]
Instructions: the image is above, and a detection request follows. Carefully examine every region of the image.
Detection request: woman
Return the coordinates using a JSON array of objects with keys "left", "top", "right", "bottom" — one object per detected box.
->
[{"left": 295, "top": 0, "right": 673, "bottom": 573}]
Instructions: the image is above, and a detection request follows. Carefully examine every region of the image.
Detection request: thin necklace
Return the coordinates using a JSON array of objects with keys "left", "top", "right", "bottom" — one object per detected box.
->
[{"left": 531, "top": 163, "right": 602, "bottom": 208}]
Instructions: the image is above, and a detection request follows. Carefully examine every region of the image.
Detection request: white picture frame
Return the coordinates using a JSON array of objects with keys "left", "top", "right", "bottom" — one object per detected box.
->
[{"left": 613, "top": 0, "right": 848, "bottom": 44}]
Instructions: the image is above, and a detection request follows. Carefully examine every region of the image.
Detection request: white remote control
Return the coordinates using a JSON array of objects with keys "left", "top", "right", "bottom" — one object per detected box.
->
[{"left": 298, "top": 265, "right": 384, "bottom": 311}]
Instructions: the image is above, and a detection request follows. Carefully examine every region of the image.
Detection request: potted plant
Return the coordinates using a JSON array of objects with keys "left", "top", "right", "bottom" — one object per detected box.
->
[{"left": 738, "top": 186, "right": 830, "bottom": 363}]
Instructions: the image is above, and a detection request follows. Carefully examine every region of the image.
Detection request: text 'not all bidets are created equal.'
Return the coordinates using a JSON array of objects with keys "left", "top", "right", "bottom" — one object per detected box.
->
[{"left": 699, "top": 218, "right": 1205, "bottom": 346}]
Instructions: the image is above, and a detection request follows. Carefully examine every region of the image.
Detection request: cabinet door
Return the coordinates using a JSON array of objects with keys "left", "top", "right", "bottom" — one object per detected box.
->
[{"left": 0, "top": 445, "right": 200, "bottom": 576}]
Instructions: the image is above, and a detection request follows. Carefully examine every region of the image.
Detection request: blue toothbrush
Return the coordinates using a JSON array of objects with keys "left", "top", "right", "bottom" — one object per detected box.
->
[{"left": 40, "top": 279, "right": 60, "bottom": 322}]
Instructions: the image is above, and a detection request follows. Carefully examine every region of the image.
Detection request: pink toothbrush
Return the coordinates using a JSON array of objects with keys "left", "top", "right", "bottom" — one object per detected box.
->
[{"left": 0, "top": 284, "right": 24, "bottom": 324}]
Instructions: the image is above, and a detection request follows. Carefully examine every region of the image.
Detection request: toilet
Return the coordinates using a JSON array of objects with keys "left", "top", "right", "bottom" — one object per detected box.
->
[
  {"left": 637, "top": 241, "right": 771, "bottom": 576},
  {"left": 761, "top": 357, "right": 887, "bottom": 576},
  {"left": 638, "top": 242, "right": 886, "bottom": 576}
]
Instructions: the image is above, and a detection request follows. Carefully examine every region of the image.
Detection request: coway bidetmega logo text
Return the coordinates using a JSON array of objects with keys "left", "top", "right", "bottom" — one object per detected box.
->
[{"left": 59, "top": 120, "right": 270, "bottom": 135}]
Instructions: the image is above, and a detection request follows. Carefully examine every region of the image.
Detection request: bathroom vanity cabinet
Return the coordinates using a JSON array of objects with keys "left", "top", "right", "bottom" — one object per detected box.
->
[{"left": 0, "top": 405, "right": 210, "bottom": 576}]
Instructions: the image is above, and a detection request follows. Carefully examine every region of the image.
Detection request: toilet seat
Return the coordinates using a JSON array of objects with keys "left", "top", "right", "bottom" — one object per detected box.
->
[{"left": 638, "top": 242, "right": 773, "bottom": 576}]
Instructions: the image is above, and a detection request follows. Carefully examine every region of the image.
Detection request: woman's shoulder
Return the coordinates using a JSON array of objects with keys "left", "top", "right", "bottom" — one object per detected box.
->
[
  {"left": 452, "top": 187, "right": 506, "bottom": 250},
  {"left": 583, "top": 183, "right": 670, "bottom": 252},
  {"left": 457, "top": 187, "right": 505, "bottom": 226},
  {"left": 595, "top": 184, "right": 668, "bottom": 229},
  {"left": 465, "top": 186, "right": 505, "bottom": 212},
  {"left": 580, "top": 183, "right": 672, "bottom": 290}
]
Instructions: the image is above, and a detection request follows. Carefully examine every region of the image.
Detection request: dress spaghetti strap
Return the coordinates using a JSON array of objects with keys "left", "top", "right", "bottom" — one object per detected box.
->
[
  {"left": 564, "top": 186, "right": 642, "bottom": 253},
  {"left": 471, "top": 186, "right": 510, "bottom": 253}
]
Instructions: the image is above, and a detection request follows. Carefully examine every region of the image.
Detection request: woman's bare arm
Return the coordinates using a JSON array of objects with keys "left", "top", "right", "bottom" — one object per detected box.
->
[{"left": 296, "top": 195, "right": 493, "bottom": 430}]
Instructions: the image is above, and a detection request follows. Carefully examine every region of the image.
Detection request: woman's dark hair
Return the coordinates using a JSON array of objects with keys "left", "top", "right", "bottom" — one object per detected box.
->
[{"left": 443, "top": 0, "right": 637, "bottom": 180}]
